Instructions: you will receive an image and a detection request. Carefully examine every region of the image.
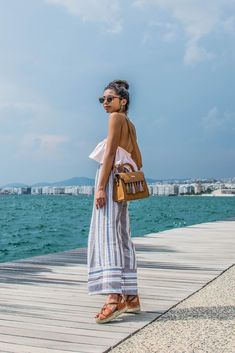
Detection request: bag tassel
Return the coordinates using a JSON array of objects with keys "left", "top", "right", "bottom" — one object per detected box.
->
[
  {"left": 139, "top": 181, "right": 144, "bottom": 192},
  {"left": 127, "top": 183, "right": 132, "bottom": 194}
]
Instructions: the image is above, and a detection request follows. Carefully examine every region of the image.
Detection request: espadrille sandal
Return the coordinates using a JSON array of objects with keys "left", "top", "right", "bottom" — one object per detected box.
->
[
  {"left": 95, "top": 297, "right": 127, "bottom": 324},
  {"left": 125, "top": 295, "right": 141, "bottom": 313}
]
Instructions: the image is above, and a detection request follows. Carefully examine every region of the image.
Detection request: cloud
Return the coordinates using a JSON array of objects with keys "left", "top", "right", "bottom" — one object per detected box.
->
[
  {"left": 0, "top": 80, "right": 50, "bottom": 126},
  {"left": 18, "top": 133, "right": 70, "bottom": 160},
  {"left": 133, "top": 0, "right": 235, "bottom": 65},
  {"left": 157, "top": 21, "right": 178, "bottom": 42},
  {"left": 45, "top": 0, "right": 122, "bottom": 33},
  {"left": 183, "top": 42, "right": 215, "bottom": 66},
  {"left": 0, "top": 79, "right": 72, "bottom": 162},
  {"left": 201, "top": 107, "right": 235, "bottom": 135},
  {"left": 142, "top": 20, "right": 178, "bottom": 44},
  {"left": 0, "top": 78, "right": 76, "bottom": 135},
  {"left": 0, "top": 78, "right": 97, "bottom": 174},
  {"left": 223, "top": 15, "right": 235, "bottom": 34},
  {"left": 0, "top": 98, "right": 65, "bottom": 141}
]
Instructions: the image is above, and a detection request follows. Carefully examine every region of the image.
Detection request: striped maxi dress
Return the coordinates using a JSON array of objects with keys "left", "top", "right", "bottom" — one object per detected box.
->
[{"left": 87, "top": 163, "right": 138, "bottom": 295}]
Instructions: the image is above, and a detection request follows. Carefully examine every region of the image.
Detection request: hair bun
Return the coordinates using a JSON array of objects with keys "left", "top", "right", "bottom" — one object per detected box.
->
[{"left": 111, "top": 80, "right": 129, "bottom": 90}]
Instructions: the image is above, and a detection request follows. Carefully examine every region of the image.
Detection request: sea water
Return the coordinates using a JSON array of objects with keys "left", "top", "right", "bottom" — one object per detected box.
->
[{"left": 0, "top": 194, "right": 235, "bottom": 263}]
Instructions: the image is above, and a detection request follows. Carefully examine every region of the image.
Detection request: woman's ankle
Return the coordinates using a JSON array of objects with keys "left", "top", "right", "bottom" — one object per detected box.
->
[{"left": 106, "top": 293, "right": 120, "bottom": 302}]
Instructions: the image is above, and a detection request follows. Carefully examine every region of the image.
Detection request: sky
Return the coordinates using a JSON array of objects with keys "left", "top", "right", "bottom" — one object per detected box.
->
[{"left": 0, "top": 0, "right": 235, "bottom": 185}]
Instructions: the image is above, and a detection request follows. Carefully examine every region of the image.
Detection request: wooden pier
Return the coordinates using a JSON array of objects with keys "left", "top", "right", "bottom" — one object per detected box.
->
[{"left": 0, "top": 217, "right": 234, "bottom": 353}]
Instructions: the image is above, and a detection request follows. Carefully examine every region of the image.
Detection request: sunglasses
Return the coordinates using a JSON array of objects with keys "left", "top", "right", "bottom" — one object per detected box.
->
[{"left": 98, "top": 95, "right": 120, "bottom": 104}]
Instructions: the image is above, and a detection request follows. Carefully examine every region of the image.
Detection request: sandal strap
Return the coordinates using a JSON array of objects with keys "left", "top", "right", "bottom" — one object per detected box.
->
[
  {"left": 126, "top": 295, "right": 140, "bottom": 309},
  {"left": 96, "top": 298, "right": 126, "bottom": 320},
  {"left": 127, "top": 295, "right": 139, "bottom": 302},
  {"left": 96, "top": 301, "right": 119, "bottom": 317},
  {"left": 95, "top": 294, "right": 127, "bottom": 320}
]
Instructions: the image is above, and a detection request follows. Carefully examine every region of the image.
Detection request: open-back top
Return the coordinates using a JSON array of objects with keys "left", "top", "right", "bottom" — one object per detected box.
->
[{"left": 89, "top": 115, "right": 142, "bottom": 172}]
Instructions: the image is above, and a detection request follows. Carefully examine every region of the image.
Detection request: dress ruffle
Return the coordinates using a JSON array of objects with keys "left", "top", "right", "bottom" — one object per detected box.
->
[{"left": 89, "top": 138, "right": 138, "bottom": 171}]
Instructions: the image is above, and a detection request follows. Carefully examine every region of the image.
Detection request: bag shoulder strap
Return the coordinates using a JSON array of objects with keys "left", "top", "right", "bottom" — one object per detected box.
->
[{"left": 125, "top": 116, "right": 143, "bottom": 170}]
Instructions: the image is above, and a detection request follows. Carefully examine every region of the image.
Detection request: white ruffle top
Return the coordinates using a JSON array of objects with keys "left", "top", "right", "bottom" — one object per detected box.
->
[{"left": 89, "top": 138, "right": 138, "bottom": 171}]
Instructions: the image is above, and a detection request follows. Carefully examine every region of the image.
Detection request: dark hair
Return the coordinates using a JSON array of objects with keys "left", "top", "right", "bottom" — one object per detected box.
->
[{"left": 104, "top": 79, "right": 130, "bottom": 112}]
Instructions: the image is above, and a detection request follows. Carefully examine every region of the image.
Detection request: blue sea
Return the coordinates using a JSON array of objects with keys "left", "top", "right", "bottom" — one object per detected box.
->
[{"left": 0, "top": 194, "right": 235, "bottom": 263}]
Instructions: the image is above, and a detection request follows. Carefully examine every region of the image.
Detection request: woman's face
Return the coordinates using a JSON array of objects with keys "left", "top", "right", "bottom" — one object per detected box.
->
[{"left": 101, "top": 89, "right": 127, "bottom": 113}]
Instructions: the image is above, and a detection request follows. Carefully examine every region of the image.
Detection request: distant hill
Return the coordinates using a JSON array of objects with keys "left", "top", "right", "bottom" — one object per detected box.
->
[
  {"left": 1, "top": 182, "right": 29, "bottom": 188},
  {"left": 30, "top": 182, "right": 53, "bottom": 187},
  {"left": 1, "top": 177, "right": 95, "bottom": 188},
  {"left": 32, "top": 177, "right": 95, "bottom": 187}
]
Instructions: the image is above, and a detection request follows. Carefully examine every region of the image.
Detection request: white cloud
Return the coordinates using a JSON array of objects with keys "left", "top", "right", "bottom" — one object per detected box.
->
[
  {"left": 0, "top": 79, "right": 73, "bottom": 135},
  {"left": 11, "top": 133, "right": 70, "bottom": 162},
  {"left": 0, "top": 80, "right": 48, "bottom": 124},
  {"left": 223, "top": 15, "right": 235, "bottom": 34},
  {"left": 0, "top": 79, "right": 72, "bottom": 162},
  {"left": 184, "top": 41, "right": 215, "bottom": 66},
  {"left": 133, "top": 0, "right": 235, "bottom": 65},
  {"left": 201, "top": 107, "right": 235, "bottom": 135},
  {"left": 159, "top": 21, "right": 178, "bottom": 42},
  {"left": 46, "top": 0, "right": 122, "bottom": 33},
  {"left": 145, "top": 18, "right": 178, "bottom": 43}
]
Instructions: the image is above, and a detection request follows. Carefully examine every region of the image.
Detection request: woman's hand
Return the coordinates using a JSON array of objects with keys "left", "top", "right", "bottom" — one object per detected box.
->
[{"left": 95, "top": 188, "right": 106, "bottom": 209}]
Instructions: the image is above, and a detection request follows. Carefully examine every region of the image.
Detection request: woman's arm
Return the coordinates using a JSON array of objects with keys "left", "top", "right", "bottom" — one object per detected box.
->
[{"left": 95, "top": 112, "right": 123, "bottom": 209}]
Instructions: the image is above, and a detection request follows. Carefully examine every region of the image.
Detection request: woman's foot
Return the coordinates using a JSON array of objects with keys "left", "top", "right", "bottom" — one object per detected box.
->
[
  {"left": 95, "top": 294, "right": 127, "bottom": 324},
  {"left": 123, "top": 295, "right": 141, "bottom": 313}
]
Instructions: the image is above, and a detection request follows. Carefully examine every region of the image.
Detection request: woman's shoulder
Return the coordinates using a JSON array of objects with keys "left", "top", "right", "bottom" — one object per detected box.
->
[
  {"left": 108, "top": 112, "right": 126, "bottom": 127},
  {"left": 109, "top": 112, "right": 126, "bottom": 120}
]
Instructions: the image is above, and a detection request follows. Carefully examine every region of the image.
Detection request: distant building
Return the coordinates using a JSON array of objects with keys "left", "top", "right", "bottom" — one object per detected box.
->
[
  {"left": 64, "top": 186, "right": 78, "bottom": 195},
  {"left": 212, "top": 188, "right": 235, "bottom": 196},
  {"left": 42, "top": 187, "right": 54, "bottom": 194},
  {"left": 53, "top": 187, "right": 65, "bottom": 195},
  {"left": 194, "top": 183, "right": 202, "bottom": 194},
  {"left": 18, "top": 187, "right": 31, "bottom": 195},
  {"left": 32, "top": 185, "right": 95, "bottom": 195},
  {"left": 78, "top": 186, "right": 94, "bottom": 195},
  {"left": 31, "top": 187, "right": 42, "bottom": 195},
  {"left": 179, "top": 185, "right": 194, "bottom": 195},
  {"left": 152, "top": 183, "right": 178, "bottom": 196},
  {"left": 147, "top": 185, "right": 153, "bottom": 195}
]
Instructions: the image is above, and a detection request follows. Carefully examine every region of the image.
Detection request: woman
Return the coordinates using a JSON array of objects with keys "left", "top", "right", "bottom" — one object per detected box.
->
[{"left": 88, "top": 80, "right": 142, "bottom": 324}]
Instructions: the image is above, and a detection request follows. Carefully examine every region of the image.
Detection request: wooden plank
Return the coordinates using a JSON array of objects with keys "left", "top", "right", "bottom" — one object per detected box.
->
[
  {"left": 0, "top": 341, "right": 80, "bottom": 353},
  {"left": 0, "top": 313, "right": 133, "bottom": 333},
  {"left": 0, "top": 307, "right": 156, "bottom": 328},
  {"left": 0, "top": 326, "right": 116, "bottom": 346},
  {"left": 0, "top": 336, "right": 103, "bottom": 353},
  {"left": 0, "top": 320, "right": 126, "bottom": 339}
]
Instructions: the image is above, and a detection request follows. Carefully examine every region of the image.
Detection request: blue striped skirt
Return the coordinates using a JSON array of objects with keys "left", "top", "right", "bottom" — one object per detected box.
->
[{"left": 87, "top": 164, "right": 138, "bottom": 295}]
